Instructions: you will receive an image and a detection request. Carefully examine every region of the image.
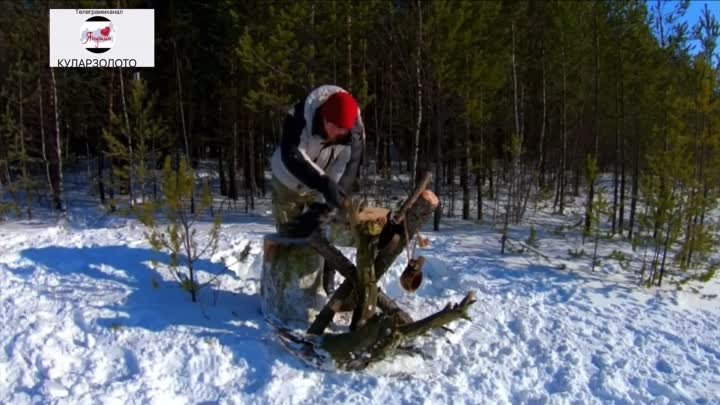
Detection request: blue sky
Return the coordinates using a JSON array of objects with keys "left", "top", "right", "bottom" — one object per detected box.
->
[
  {"left": 676, "top": 0, "right": 719, "bottom": 54},
  {"left": 683, "top": 0, "right": 718, "bottom": 23}
]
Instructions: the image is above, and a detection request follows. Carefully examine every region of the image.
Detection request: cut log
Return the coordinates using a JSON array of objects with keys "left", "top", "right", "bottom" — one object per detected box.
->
[
  {"left": 393, "top": 171, "right": 432, "bottom": 225},
  {"left": 377, "top": 288, "right": 414, "bottom": 325},
  {"left": 261, "top": 234, "right": 326, "bottom": 327},
  {"left": 308, "top": 230, "right": 412, "bottom": 321},
  {"left": 356, "top": 207, "right": 390, "bottom": 234},
  {"left": 350, "top": 205, "right": 388, "bottom": 330},
  {"left": 308, "top": 189, "right": 439, "bottom": 335}
]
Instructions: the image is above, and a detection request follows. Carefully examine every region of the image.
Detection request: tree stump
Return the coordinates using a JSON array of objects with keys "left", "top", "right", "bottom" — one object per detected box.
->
[
  {"left": 349, "top": 207, "right": 389, "bottom": 330},
  {"left": 261, "top": 234, "right": 326, "bottom": 327}
]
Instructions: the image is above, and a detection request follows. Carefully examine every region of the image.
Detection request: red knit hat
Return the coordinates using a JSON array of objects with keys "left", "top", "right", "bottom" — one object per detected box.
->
[{"left": 321, "top": 92, "right": 358, "bottom": 130}]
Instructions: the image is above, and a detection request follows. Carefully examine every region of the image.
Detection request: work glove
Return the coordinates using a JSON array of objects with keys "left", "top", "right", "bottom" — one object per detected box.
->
[
  {"left": 320, "top": 176, "right": 348, "bottom": 210},
  {"left": 284, "top": 203, "right": 335, "bottom": 238}
]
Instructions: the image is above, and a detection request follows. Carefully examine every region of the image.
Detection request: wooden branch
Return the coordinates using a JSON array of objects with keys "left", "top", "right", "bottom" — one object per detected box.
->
[
  {"left": 320, "top": 312, "right": 402, "bottom": 370},
  {"left": 397, "top": 292, "right": 476, "bottom": 339},
  {"left": 306, "top": 232, "right": 413, "bottom": 334},
  {"left": 308, "top": 282, "right": 354, "bottom": 335},
  {"left": 307, "top": 191, "right": 438, "bottom": 335},
  {"left": 376, "top": 191, "right": 438, "bottom": 281},
  {"left": 349, "top": 205, "right": 390, "bottom": 330},
  {"left": 376, "top": 289, "right": 413, "bottom": 325},
  {"left": 307, "top": 231, "right": 356, "bottom": 280},
  {"left": 392, "top": 171, "right": 432, "bottom": 225},
  {"left": 319, "top": 292, "right": 476, "bottom": 370},
  {"left": 352, "top": 231, "right": 377, "bottom": 331}
]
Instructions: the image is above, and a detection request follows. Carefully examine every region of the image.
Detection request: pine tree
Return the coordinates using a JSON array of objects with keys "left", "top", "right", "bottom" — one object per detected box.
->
[
  {"left": 103, "top": 77, "right": 167, "bottom": 209},
  {"left": 140, "top": 156, "right": 222, "bottom": 303},
  {"left": 127, "top": 76, "right": 168, "bottom": 203},
  {"left": 640, "top": 84, "right": 692, "bottom": 286}
]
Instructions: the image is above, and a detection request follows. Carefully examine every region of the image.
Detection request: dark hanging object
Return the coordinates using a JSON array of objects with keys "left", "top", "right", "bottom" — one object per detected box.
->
[{"left": 400, "top": 256, "right": 425, "bottom": 293}]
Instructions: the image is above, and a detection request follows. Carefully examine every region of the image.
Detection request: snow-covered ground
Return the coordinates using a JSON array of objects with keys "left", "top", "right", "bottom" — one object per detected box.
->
[{"left": 0, "top": 174, "right": 719, "bottom": 405}]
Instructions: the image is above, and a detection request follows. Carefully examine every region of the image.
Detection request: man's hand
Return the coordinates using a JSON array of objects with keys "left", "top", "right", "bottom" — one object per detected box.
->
[
  {"left": 320, "top": 176, "right": 348, "bottom": 209},
  {"left": 285, "top": 203, "right": 335, "bottom": 237}
]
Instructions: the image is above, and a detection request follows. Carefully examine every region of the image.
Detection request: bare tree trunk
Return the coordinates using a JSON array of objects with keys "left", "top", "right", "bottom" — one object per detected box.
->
[
  {"left": 512, "top": 23, "right": 520, "bottom": 144},
  {"left": 387, "top": 89, "right": 394, "bottom": 179},
  {"left": 241, "top": 115, "right": 248, "bottom": 210},
  {"left": 433, "top": 85, "right": 443, "bottom": 231},
  {"left": 488, "top": 157, "right": 494, "bottom": 200},
  {"left": 448, "top": 144, "right": 456, "bottom": 217},
  {"left": 387, "top": 0, "right": 395, "bottom": 179},
  {"left": 658, "top": 221, "right": 670, "bottom": 286},
  {"left": 107, "top": 70, "right": 116, "bottom": 210},
  {"left": 118, "top": 67, "right": 134, "bottom": 206},
  {"left": 684, "top": 108, "right": 703, "bottom": 268},
  {"left": 218, "top": 144, "right": 226, "bottom": 196},
  {"left": 258, "top": 121, "right": 266, "bottom": 197},
  {"left": 618, "top": 61, "right": 626, "bottom": 234},
  {"left": 346, "top": 3, "right": 352, "bottom": 89},
  {"left": 49, "top": 68, "right": 64, "bottom": 212},
  {"left": 411, "top": 0, "right": 422, "bottom": 188},
  {"left": 374, "top": 71, "right": 381, "bottom": 185},
  {"left": 612, "top": 70, "right": 621, "bottom": 235},
  {"left": 216, "top": 101, "right": 226, "bottom": 197},
  {"left": 18, "top": 72, "right": 31, "bottom": 218},
  {"left": 628, "top": 124, "right": 639, "bottom": 241},
  {"left": 307, "top": 3, "right": 316, "bottom": 88},
  {"left": 462, "top": 125, "right": 470, "bottom": 220},
  {"left": 503, "top": 22, "right": 520, "bottom": 254},
  {"left": 558, "top": 43, "right": 568, "bottom": 214},
  {"left": 698, "top": 118, "right": 709, "bottom": 228},
  {"left": 658, "top": 187, "right": 679, "bottom": 287},
  {"left": 246, "top": 119, "right": 256, "bottom": 212},
  {"left": 476, "top": 91, "right": 484, "bottom": 221},
  {"left": 173, "top": 39, "right": 193, "bottom": 213},
  {"left": 585, "top": 10, "right": 600, "bottom": 236},
  {"left": 228, "top": 120, "right": 238, "bottom": 201},
  {"left": 538, "top": 45, "right": 547, "bottom": 191},
  {"left": 332, "top": 0, "right": 337, "bottom": 84},
  {"left": 228, "top": 63, "right": 239, "bottom": 204},
  {"left": 84, "top": 124, "right": 91, "bottom": 182},
  {"left": 0, "top": 129, "right": 4, "bottom": 196},
  {"left": 462, "top": 56, "right": 471, "bottom": 220},
  {"left": 151, "top": 120, "right": 158, "bottom": 201},
  {"left": 37, "top": 76, "right": 54, "bottom": 207}
]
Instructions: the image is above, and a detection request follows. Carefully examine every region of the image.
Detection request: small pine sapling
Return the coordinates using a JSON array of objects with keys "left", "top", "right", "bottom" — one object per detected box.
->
[
  {"left": 583, "top": 155, "right": 599, "bottom": 244},
  {"left": 139, "top": 156, "right": 222, "bottom": 302},
  {"left": 607, "top": 249, "right": 629, "bottom": 270},
  {"left": 590, "top": 188, "right": 609, "bottom": 271},
  {"left": 698, "top": 263, "right": 719, "bottom": 282}
]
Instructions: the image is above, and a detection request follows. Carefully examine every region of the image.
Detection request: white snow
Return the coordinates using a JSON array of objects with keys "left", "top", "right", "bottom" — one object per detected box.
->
[{"left": 0, "top": 185, "right": 719, "bottom": 405}]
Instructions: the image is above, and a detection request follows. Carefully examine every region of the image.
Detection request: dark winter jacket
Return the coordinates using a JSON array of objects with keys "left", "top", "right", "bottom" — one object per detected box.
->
[{"left": 271, "top": 85, "right": 364, "bottom": 207}]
